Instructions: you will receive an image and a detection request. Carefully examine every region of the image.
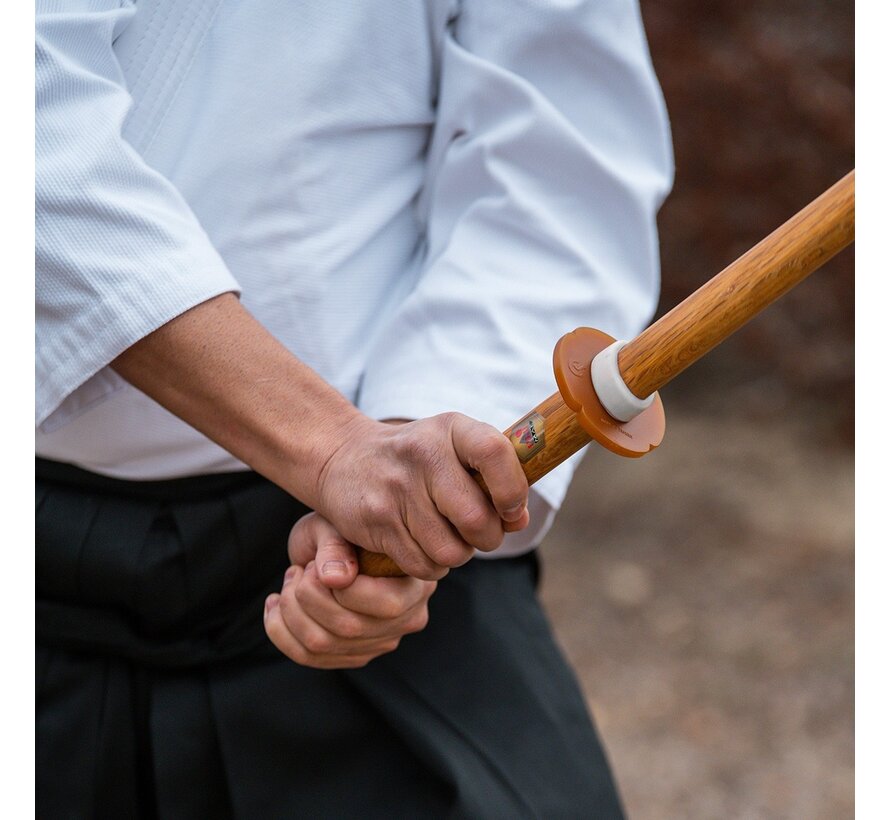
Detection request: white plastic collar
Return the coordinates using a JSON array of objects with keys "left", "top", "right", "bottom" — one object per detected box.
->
[{"left": 590, "top": 340, "right": 654, "bottom": 422}]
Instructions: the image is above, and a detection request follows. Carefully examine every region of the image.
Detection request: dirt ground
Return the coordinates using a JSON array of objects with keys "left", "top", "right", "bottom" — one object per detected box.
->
[{"left": 539, "top": 381, "right": 853, "bottom": 818}]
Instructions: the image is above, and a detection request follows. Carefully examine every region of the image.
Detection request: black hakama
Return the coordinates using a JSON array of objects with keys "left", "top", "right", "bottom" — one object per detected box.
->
[{"left": 36, "top": 459, "right": 624, "bottom": 818}]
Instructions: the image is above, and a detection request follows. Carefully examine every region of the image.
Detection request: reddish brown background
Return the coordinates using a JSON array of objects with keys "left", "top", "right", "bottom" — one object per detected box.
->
[{"left": 540, "top": 2, "right": 854, "bottom": 817}]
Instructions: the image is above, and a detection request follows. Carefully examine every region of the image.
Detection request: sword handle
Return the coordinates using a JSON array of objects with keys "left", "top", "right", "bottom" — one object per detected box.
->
[
  {"left": 356, "top": 391, "right": 592, "bottom": 577},
  {"left": 357, "top": 170, "right": 855, "bottom": 578}
]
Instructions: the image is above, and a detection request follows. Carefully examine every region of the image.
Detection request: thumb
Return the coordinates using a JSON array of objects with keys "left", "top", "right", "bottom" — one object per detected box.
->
[
  {"left": 287, "top": 513, "right": 359, "bottom": 588},
  {"left": 312, "top": 518, "right": 360, "bottom": 590}
]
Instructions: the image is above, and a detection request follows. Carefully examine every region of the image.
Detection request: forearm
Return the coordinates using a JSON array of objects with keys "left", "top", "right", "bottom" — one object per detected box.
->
[
  {"left": 112, "top": 293, "right": 529, "bottom": 580},
  {"left": 111, "top": 293, "right": 365, "bottom": 509}
]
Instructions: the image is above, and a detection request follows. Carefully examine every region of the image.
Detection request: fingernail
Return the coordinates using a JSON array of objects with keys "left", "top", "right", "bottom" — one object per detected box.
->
[
  {"left": 284, "top": 566, "right": 297, "bottom": 582},
  {"left": 503, "top": 503, "right": 525, "bottom": 522},
  {"left": 264, "top": 594, "right": 278, "bottom": 614},
  {"left": 322, "top": 560, "right": 348, "bottom": 577}
]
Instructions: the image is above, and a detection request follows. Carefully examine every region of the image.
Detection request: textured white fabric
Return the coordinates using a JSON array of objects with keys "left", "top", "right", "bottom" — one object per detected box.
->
[{"left": 36, "top": 0, "right": 673, "bottom": 554}]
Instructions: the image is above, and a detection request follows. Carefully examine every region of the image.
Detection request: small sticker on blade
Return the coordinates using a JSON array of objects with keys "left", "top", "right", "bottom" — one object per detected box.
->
[{"left": 510, "top": 412, "right": 546, "bottom": 462}]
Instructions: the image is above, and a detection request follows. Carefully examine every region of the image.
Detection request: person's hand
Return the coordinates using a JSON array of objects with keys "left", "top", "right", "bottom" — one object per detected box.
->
[
  {"left": 315, "top": 412, "right": 530, "bottom": 580},
  {"left": 264, "top": 513, "right": 437, "bottom": 669}
]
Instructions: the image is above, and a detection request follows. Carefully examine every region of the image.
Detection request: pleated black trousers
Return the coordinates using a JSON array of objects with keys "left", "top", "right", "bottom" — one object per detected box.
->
[{"left": 36, "top": 458, "right": 624, "bottom": 819}]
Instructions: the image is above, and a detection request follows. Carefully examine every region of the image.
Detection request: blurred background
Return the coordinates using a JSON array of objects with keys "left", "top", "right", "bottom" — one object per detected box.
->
[{"left": 540, "top": 1, "right": 854, "bottom": 817}]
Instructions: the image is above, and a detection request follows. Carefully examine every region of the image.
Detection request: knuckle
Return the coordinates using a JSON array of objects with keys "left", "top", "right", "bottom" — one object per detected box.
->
[
  {"left": 409, "top": 416, "right": 455, "bottom": 459},
  {"left": 452, "top": 504, "right": 502, "bottom": 551},
  {"left": 456, "top": 503, "right": 491, "bottom": 535},
  {"left": 302, "top": 629, "right": 333, "bottom": 655},
  {"left": 427, "top": 540, "right": 472, "bottom": 569},
  {"left": 363, "top": 492, "right": 395, "bottom": 526},
  {"left": 400, "top": 432, "right": 433, "bottom": 463},
  {"left": 405, "top": 609, "right": 429, "bottom": 634},
  {"left": 435, "top": 411, "right": 460, "bottom": 431},
  {"left": 504, "top": 492, "right": 526, "bottom": 511},
  {"left": 332, "top": 614, "right": 364, "bottom": 640},
  {"left": 292, "top": 581, "right": 312, "bottom": 608},
  {"left": 291, "top": 513, "right": 314, "bottom": 535},
  {"left": 476, "top": 430, "right": 509, "bottom": 463},
  {"left": 281, "top": 644, "right": 308, "bottom": 666},
  {"left": 276, "top": 586, "right": 298, "bottom": 618},
  {"left": 379, "top": 538, "right": 411, "bottom": 571},
  {"left": 427, "top": 564, "right": 450, "bottom": 581},
  {"left": 287, "top": 525, "right": 314, "bottom": 566},
  {"left": 390, "top": 469, "right": 414, "bottom": 496},
  {"left": 404, "top": 566, "right": 441, "bottom": 583},
  {"left": 396, "top": 549, "right": 447, "bottom": 582},
  {"left": 286, "top": 521, "right": 304, "bottom": 552},
  {"left": 291, "top": 646, "right": 314, "bottom": 667},
  {"left": 377, "top": 592, "right": 405, "bottom": 621},
  {"left": 478, "top": 532, "right": 504, "bottom": 552},
  {"left": 402, "top": 442, "right": 448, "bottom": 482}
]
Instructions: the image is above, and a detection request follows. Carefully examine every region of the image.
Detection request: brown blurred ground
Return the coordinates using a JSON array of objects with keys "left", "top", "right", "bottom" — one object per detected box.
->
[{"left": 540, "top": 2, "right": 854, "bottom": 817}]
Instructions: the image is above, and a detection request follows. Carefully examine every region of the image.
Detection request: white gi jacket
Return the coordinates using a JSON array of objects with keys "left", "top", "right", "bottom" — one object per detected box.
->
[{"left": 36, "top": 0, "right": 673, "bottom": 553}]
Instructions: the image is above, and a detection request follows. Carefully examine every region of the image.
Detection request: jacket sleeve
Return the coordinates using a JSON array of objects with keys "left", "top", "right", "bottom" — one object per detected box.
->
[
  {"left": 36, "top": 0, "right": 241, "bottom": 427},
  {"left": 356, "top": 0, "right": 674, "bottom": 549}
]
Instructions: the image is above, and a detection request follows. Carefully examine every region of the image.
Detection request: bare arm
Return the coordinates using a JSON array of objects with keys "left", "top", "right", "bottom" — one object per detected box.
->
[
  {"left": 112, "top": 293, "right": 362, "bottom": 510},
  {"left": 112, "top": 293, "right": 529, "bottom": 579}
]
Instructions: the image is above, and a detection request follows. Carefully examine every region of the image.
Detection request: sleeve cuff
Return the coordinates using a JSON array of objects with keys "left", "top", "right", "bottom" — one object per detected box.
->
[{"left": 36, "top": 267, "right": 241, "bottom": 427}]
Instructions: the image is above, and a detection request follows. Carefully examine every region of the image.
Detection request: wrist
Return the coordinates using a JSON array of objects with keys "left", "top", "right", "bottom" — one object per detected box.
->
[
  {"left": 111, "top": 294, "right": 376, "bottom": 508},
  {"left": 274, "top": 406, "right": 378, "bottom": 511}
]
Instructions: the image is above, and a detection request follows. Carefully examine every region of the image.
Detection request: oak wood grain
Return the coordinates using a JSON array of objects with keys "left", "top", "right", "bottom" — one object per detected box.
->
[{"left": 618, "top": 171, "right": 855, "bottom": 399}]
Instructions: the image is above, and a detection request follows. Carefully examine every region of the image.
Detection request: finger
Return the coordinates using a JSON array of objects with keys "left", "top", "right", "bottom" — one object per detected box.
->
[
  {"left": 287, "top": 513, "right": 361, "bottom": 587},
  {"left": 299, "top": 564, "right": 432, "bottom": 639},
  {"left": 450, "top": 416, "right": 528, "bottom": 528},
  {"left": 276, "top": 566, "right": 403, "bottom": 657},
  {"left": 403, "top": 493, "right": 478, "bottom": 569},
  {"left": 263, "top": 594, "right": 380, "bottom": 669},
  {"left": 366, "top": 521, "right": 450, "bottom": 581},
  {"left": 287, "top": 514, "right": 320, "bottom": 567},
  {"left": 428, "top": 472, "right": 503, "bottom": 552},
  {"left": 333, "top": 573, "right": 436, "bottom": 620},
  {"left": 421, "top": 435, "right": 504, "bottom": 551},
  {"left": 310, "top": 518, "right": 359, "bottom": 589}
]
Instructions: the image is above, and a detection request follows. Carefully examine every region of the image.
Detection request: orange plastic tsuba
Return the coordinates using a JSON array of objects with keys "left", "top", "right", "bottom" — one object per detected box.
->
[{"left": 553, "top": 327, "right": 665, "bottom": 458}]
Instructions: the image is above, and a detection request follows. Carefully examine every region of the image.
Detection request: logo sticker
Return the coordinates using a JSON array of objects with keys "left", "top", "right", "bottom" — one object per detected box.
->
[{"left": 510, "top": 412, "right": 546, "bottom": 462}]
